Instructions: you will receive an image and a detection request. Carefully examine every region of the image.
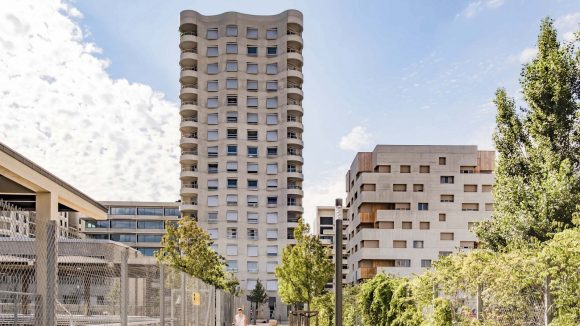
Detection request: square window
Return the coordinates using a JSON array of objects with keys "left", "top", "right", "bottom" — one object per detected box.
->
[
  {"left": 247, "top": 63, "right": 258, "bottom": 74},
  {"left": 247, "top": 212, "right": 258, "bottom": 224},
  {"left": 207, "top": 46, "right": 218, "bottom": 57},
  {"left": 226, "top": 111, "right": 237, "bottom": 123},
  {"left": 439, "top": 157, "right": 447, "bottom": 165},
  {"left": 226, "top": 43, "right": 238, "bottom": 54},
  {"left": 266, "top": 114, "right": 278, "bottom": 125},
  {"left": 227, "top": 227, "right": 238, "bottom": 239},
  {"left": 247, "top": 27, "right": 258, "bottom": 39},
  {"left": 267, "top": 212, "right": 278, "bottom": 224},
  {"left": 248, "top": 245, "right": 258, "bottom": 257},
  {"left": 207, "top": 80, "right": 218, "bottom": 92},
  {"left": 227, "top": 145, "right": 237, "bottom": 156},
  {"left": 226, "top": 78, "right": 238, "bottom": 89},
  {"left": 207, "top": 113, "right": 218, "bottom": 124},
  {"left": 207, "top": 63, "right": 218, "bottom": 74},
  {"left": 266, "top": 63, "right": 278, "bottom": 74},
  {"left": 267, "top": 147, "right": 278, "bottom": 156},
  {"left": 267, "top": 179, "right": 278, "bottom": 189},
  {"left": 226, "top": 211, "right": 238, "bottom": 222},
  {"left": 226, "top": 25, "right": 237, "bottom": 37},
  {"left": 226, "top": 61, "right": 238, "bottom": 72},
  {"left": 226, "top": 161, "right": 238, "bottom": 172},
  {"left": 266, "top": 81, "right": 278, "bottom": 91},
  {"left": 418, "top": 203, "right": 429, "bottom": 211},
  {"left": 421, "top": 260, "right": 432, "bottom": 268},
  {"left": 208, "top": 163, "right": 218, "bottom": 173},
  {"left": 227, "top": 129, "right": 238, "bottom": 139},
  {"left": 226, "top": 194, "right": 238, "bottom": 206},
  {"left": 266, "top": 97, "right": 278, "bottom": 108},
  {"left": 266, "top": 130, "right": 278, "bottom": 141},
  {"left": 247, "top": 97, "right": 258, "bottom": 107},
  {"left": 226, "top": 260, "right": 237, "bottom": 272},
  {"left": 207, "top": 130, "right": 218, "bottom": 141},
  {"left": 440, "top": 176, "right": 454, "bottom": 184},
  {"left": 248, "top": 180, "right": 258, "bottom": 190},
  {"left": 227, "top": 178, "right": 238, "bottom": 189},
  {"left": 247, "top": 130, "right": 258, "bottom": 141},
  {"left": 266, "top": 28, "right": 278, "bottom": 39},
  {"left": 227, "top": 95, "right": 237, "bottom": 106},
  {"left": 208, "top": 212, "right": 218, "bottom": 223},
  {"left": 400, "top": 165, "right": 411, "bottom": 173},
  {"left": 207, "top": 179, "right": 218, "bottom": 190},
  {"left": 267, "top": 245, "right": 278, "bottom": 256},
  {"left": 247, "top": 46, "right": 258, "bottom": 56},
  {"left": 419, "top": 165, "right": 430, "bottom": 173},
  {"left": 207, "top": 28, "right": 218, "bottom": 40},
  {"left": 267, "top": 46, "right": 277, "bottom": 56},
  {"left": 247, "top": 113, "right": 258, "bottom": 124},
  {"left": 267, "top": 262, "right": 277, "bottom": 273},
  {"left": 247, "top": 80, "right": 258, "bottom": 91},
  {"left": 207, "top": 195, "right": 218, "bottom": 207},
  {"left": 247, "top": 195, "right": 258, "bottom": 207},
  {"left": 267, "top": 164, "right": 278, "bottom": 174},
  {"left": 247, "top": 147, "right": 258, "bottom": 157},
  {"left": 247, "top": 163, "right": 258, "bottom": 173},
  {"left": 267, "top": 229, "right": 278, "bottom": 240},
  {"left": 207, "top": 97, "right": 218, "bottom": 108},
  {"left": 207, "top": 146, "right": 218, "bottom": 157},
  {"left": 439, "top": 213, "right": 446, "bottom": 222},
  {"left": 247, "top": 261, "right": 258, "bottom": 273}
]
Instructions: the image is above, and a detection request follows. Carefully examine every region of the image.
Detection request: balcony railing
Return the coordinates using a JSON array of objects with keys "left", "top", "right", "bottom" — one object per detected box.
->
[
  {"left": 287, "top": 64, "right": 302, "bottom": 72},
  {"left": 181, "top": 101, "right": 197, "bottom": 105},
  {"left": 181, "top": 117, "right": 198, "bottom": 122},
  {"left": 287, "top": 133, "right": 302, "bottom": 140},
  {"left": 183, "top": 132, "right": 198, "bottom": 139},
  {"left": 287, "top": 116, "right": 302, "bottom": 122},
  {"left": 288, "top": 184, "right": 302, "bottom": 190},
  {"left": 183, "top": 182, "right": 198, "bottom": 189},
  {"left": 181, "top": 48, "right": 197, "bottom": 54},
  {"left": 287, "top": 47, "right": 302, "bottom": 54},
  {"left": 287, "top": 29, "right": 301, "bottom": 36},
  {"left": 287, "top": 82, "right": 302, "bottom": 90},
  {"left": 181, "top": 166, "right": 197, "bottom": 172},
  {"left": 287, "top": 216, "right": 299, "bottom": 223},
  {"left": 181, "top": 150, "right": 198, "bottom": 155},
  {"left": 181, "top": 83, "right": 198, "bottom": 89},
  {"left": 287, "top": 99, "right": 302, "bottom": 105},
  {"left": 180, "top": 31, "right": 197, "bottom": 36},
  {"left": 181, "top": 66, "right": 198, "bottom": 71}
]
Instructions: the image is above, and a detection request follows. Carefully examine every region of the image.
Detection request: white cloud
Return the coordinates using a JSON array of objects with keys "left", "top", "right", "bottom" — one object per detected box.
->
[
  {"left": 0, "top": 0, "right": 180, "bottom": 202},
  {"left": 302, "top": 165, "right": 347, "bottom": 229},
  {"left": 555, "top": 12, "right": 580, "bottom": 42},
  {"left": 459, "top": 0, "right": 505, "bottom": 18},
  {"left": 339, "top": 126, "right": 373, "bottom": 151},
  {"left": 518, "top": 47, "right": 538, "bottom": 63}
]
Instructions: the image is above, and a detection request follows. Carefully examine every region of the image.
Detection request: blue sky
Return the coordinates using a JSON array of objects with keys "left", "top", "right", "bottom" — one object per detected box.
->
[{"left": 1, "top": 0, "right": 579, "bottom": 222}]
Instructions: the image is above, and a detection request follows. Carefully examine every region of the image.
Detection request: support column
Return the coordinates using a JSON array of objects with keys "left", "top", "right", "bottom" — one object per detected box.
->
[
  {"left": 35, "top": 192, "right": 58, "bottom": 326},
  {"left": 334, "top": 199, "right": 343, "bottom": 326},
  {"left": 120, "top": 248, "right": 128, "bottom": 326}
]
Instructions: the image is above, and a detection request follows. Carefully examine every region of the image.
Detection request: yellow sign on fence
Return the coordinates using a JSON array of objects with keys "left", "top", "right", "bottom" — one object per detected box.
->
[{"left": 192, "top": 292, "right": 201, "bottom": 306}]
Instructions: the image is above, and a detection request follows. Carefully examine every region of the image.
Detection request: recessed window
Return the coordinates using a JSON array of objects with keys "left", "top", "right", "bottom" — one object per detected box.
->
[
  {"left": 395, "top": 260, "right": 411, "bottom": 267},
  {"left": 440, "top": 176, "right": 454, "bottom": 184},
  {"left": 227, "top": 145, "right": 237, "bottom": 156},
  {"left": 207, "top": 63, "right": 218, "bottom": 74},
  {"left": 247, "top": 113, "right": 258, "bottom": 124},
  {"left": 226, "top": 246, "right": 238, "bottom": 258},
  {"left": 393, "top": 184, "right": 407, "bottom": 192},
  {"left": 266, "top": 97, "right": 278, "bottom": 108},
  {"left": 440, "top": 195, "right": 454, "bottom": 203},
  {"left": 267, "top": 164, "right": 278, "bottom": 174},
  {"left": 208, "top": 212, "right": 218, "bottom": 224},
  {"left": 266, "top": 63, "right": 278, "bottom": 74},
  {"left": 267, "top": 229, "right": 278, "bottom": 240},
  {"left": 207, "top": 97, "right": 218, "bottom": 108},
  {"left": 267, "top": 147, "right": 278, "bottom": 156},
  {"left": 464, "top": 184, "right": 478, "bottom": 192},
  {"left": 266, "top": 28, "right": 278, "bottom": 39},
  {"left": 267, "top": 212, "right": 278, "bottom": 224},
  {"left": 393, "top": 240, "right": 407, "bottom": 248},
  {"left": 266, "top": 81, "right": 278, "bottom": 91},
  {"left": 247, "top": 97, "right": 258, "bottom": 107},
  {"left": 207, "top": 46, "right": 218, "bottom": 57},
  {"left": 208, "top": 113, "right": 218, "bottom": 124},
  {"left": 248, "top": 229, "right": 258, "bottom": 241},
  {"left": 207, "top": 130, "right": 218, "bottom": 141},
  {"left": 485, "top": 203, "right": 494, "bottom": 211},
  {"left": 227, "top": 128, "right": 238, "bottom": 139},
  {"left": 226, "top": 161, "right": 238, "bottom": 172},
  {"left": 267, "top": 46, "right": 277, "bottom": 56},
  {"left": 226, "top": 61, "right": 238, "bottom": 72},
  {"left": 227, "top": 227, "right": 238, "bottom": 239},
  {"left": 226, "top": 25, "right": 237, "bottom": 37},
  {"left": 400, "top": 165, "right": 411, "bottom": 173},
  {"left": 378, "top": 221, "right": 394, "bottom": 229},
  {"left": 226, "top": 43, "right": 238, "bottom": 54},
  {"left": 267, "top": 179, "right": 278, "bottom": 189},
  {"left": 226, "top": 111, "right": 237, "bottom": 123},
  {"left": 227, "top": 95, "right": 237, "bottom": 106},
  {"left": 247, "top": 46, "right": 258, "bottom": 56},
  {"left": 247, "top": 63, "right": 258, "bottom": 74},
  {"left": 248, "top": 179, "right": 258, "bottom": 190},
  {"left": 247, "top": 130, "right": 258, "bottom": 141},
  {"left": 418, "top": 203, "right": 429, "bottom": 211},
  {"left": 460, "top": 166, "right": 475, "bottom": 174},
  {"left": 267, "top": 245, "right": 278, "bottom": 257},
  {"left": 413, "top": 184, "right": 424, "bottom": 192},
  {"left": 266, "top": 114, "right": 278, "bottom": 125},
  {"left": 247, "top": 80, "right": 258, "bottom": 91},
  {"left": 226, "top": 78, "right": 238, "bottom": 89},
  {"left": 439, "top": 157, "right": 447, "bottom": 165},
  {"left": 207, "top": 228, "right": 218, "bottom": 240},
  {"left": 227, "top": 194, "right": 238, "bottom": 206},
  {"left": 227, "top": 178, "right": 238, "bottom": 189},
  {"left": 421, "top": 260, "right": 432, "bottom": 268},
  {"left": 462, "top": 203, "right": 479, "bottom": 211},
  {"left": 247, "top": 212, "right": 258, "bottom": 224},
  {"left": 482, "top": 185, "right": 493, "bottom": 192},
  {"left": 247, "top": 163, "right": 258, "bottom": 173},
  {"left": 247, "top": 27, "right": 258, "bottom": 39},
  {"left": 440, "top": 232, "right": 454, "bottom": 240},
  {"left": 247, "top": 147, "right": 258, "bottom": 157},
  {"left": 207, "top": 195, "right": 218, "bottom": 207},
  {"left": 413, "top": 240, "right": 424, "bottom": 248},
  {"left": 402, "top": 221, "right": 412, "bottom": 229},
  {"left": 419, "top": 222, "right": 430, "bottom": 230},
  {"left": 226, "top": 211, "right": 238, "bottom": 222},
  {"left": 266, "top": 130, "right": 278, "bottom": 141},
  {"left": 207, "top": 146, "right": 218, "bottom": 157},
  {"left": 207, "top": 179, "right": 218, "bottom": 190},
  {"left": 247, "top": 196, "right": 258, "bottom": 207},
  {"left": 439, "top": 213, "right": 446, "bottom": 222},
  {"left": 208, "top": 163, "right": 218, "bottom": 173},
  {"left": 375, "top": 165, "right": 391, "bottom": 173},
  {"left": 207, "top": 28, "right": 218, "bottom": 40},
  {"left": 419, "top": 165, "right": 430, "bottom": 173},
  {"left": 207, "top": 80, "right": 218, "bottom": 92},
  {"left": 248, "top": 245, "right": 258, "bottom": 257}
]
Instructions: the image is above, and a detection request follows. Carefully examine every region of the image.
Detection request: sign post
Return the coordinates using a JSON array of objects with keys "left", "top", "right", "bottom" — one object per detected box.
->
[{"left": 334, "top": 199, "right": 343, "bottom": 326}]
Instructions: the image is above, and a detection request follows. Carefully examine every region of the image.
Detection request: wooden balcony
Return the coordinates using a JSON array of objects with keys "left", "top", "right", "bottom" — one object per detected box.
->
[
  {"left": 359, "top": 212, "right": 375, "bottom": 224},
  {"left": 359, "top": 267, "right": 377, "bottom": 279}
]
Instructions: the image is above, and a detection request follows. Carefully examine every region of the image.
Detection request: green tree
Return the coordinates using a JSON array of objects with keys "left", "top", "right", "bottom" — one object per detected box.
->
[
  {"left": 155, "top": 216, "right": 239, "bottom": 292},
  {"left": 477, "top": 18, "right": 580, "bottom": 249},
  {"left": 248, "top": 279, "right": 268, "bottom": 324},
  {"left": 311, "top": 292, "right": 334, "bottom": 326},
  {"left": 275, "top": 218, "right": 333, "bottom": 309}
]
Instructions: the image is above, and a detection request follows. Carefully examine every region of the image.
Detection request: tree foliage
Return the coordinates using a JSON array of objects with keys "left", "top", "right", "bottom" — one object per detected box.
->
[
  {"left": 155, "top": 216, "right": 239, "bottom": 292},
  {"left": 275, "top": 218, "right": 333, "bottom": 308},
  {"left": 476, "top": 18, "right": 580, "bottom": 249}
]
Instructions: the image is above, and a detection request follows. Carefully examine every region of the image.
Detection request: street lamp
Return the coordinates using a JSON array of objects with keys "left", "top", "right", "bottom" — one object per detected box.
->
[{"left": 334, "top": 198, "right": 343, "bottom": 326}]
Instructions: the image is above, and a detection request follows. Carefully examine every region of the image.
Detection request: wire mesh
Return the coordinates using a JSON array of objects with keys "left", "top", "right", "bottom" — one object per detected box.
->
[{"left": 0, "top": 200, "right": 242, "bottom": 326}]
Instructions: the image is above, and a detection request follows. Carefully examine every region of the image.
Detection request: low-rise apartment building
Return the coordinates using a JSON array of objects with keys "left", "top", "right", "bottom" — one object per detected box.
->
[{"left": 345, "top": 145, "right": 495, "bottom": 282}]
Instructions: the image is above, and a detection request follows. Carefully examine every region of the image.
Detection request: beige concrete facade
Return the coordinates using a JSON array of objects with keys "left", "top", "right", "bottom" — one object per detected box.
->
[
  {"left": 178, "top": 10, "right": 304, "bottom": 319},
  {"left": 313, "top": 206, "right": 349, "bottom": 290},
  {"left": 345, "top": 145, "right": 495, "bottom": 282}
]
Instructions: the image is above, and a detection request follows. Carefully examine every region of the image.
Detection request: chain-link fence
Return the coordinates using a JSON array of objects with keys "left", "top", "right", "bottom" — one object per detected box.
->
[{"left": 0, "top": 200, "right": 239, "bottom": 326}]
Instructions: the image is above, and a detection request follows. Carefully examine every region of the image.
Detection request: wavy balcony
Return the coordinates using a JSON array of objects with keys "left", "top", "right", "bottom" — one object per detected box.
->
[
  {"left": 179, "top": 33, "right": 198, "bottom": 50},
  {"left": 180, "top": 50, "right": 197, "bottom": 67},
  {"left": 180, "top": 67, "right": 198, "bottom": 84}
]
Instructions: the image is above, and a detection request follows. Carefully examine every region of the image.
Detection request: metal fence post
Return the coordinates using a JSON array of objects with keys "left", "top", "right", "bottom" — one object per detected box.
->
[
  {"left": 181, "top": 272, "right": 187, "bottom": 326},
  {"left": 120, "top": 247, "right": 128, "bottom": 326},
  {"left": 160, "top": 264, "right": 165, "bottom": 325}
]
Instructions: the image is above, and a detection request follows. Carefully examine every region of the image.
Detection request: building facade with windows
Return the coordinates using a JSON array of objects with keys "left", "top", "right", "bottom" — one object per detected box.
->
[
  {"left": 344, "top": 145, "right": 495, "bottom": 282},
  {"left": 178, "top": 10, "right": 304, "bottom": 318},
  {"left": 79, "top": 201, "right": 180, "bottom": 256},
  {"left": 313, "top": 206, "right": 349, "bottom": 290}
]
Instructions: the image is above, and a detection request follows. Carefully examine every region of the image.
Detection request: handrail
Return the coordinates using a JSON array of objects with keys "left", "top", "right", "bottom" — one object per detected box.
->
[
  {"left": 180, "top": 32, "right": 197, "bottom": 36},
  {"left": 181, "top": 48, "right": 197, "bottom": 54},
  {"left": 181, "top": 117, "right": 198, "bottom": 122},
  {"left": 181, "top": 83, "right": 198, "bottom": 89},
  {"left": 288, "top": 82, "right": 302, "bottom": 90},
  {"left": 287, "top": 47, "right": 302, "bottom": 54},
  {"left": 181, "top": 150, "right": 198, "bottom": 155},
  {"left": 287, "top": 64, "right": 302, "bottom": 72},
  {"left": 183, "top": 133, "right": 198, "bottom": 139},
  {"left": 181, "top": 101, "right": 197, "bottom": 105},
  {"left": 287, "top": 99, "right": 302, "bottom": 105},
  {"left": 181, "top": 66, "right": 198, "bottom": 71}
]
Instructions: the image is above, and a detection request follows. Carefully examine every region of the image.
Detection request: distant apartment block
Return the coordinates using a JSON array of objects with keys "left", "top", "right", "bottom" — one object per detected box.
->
[
  {"left": 79, "top": 201, "right": 180, "bottom": 256},
  {"left": 178, "top": 9, "right": 304, "bottom": 319},
  {"left": 313, "top": 206, "right": 349, "bottom": 290},
  {"left": 344, "top": 145, "right": 495, "bottom": 282}
]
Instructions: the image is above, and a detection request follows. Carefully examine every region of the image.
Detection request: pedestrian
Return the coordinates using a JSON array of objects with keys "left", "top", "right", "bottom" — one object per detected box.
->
[{"left": 233, "top": 307, "right": 248, "bottom": 326}]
